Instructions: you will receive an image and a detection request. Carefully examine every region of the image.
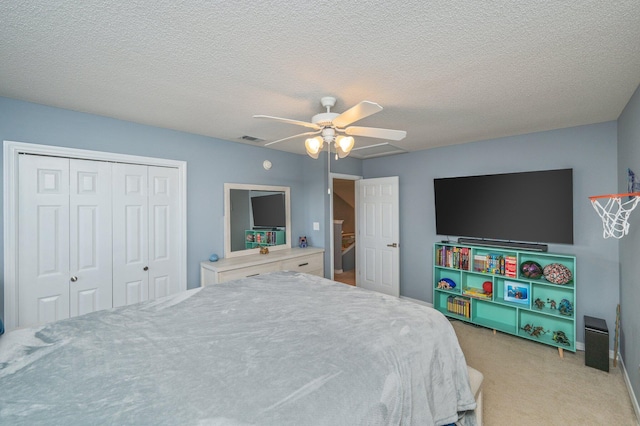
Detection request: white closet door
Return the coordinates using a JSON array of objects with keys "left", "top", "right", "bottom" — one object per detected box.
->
[
  {"left": 112, "top": 163, "right": 149, "bottom": 307},
  {"left": 69, "top": 159, "right": 113, "bottom": 317},
  {"left": 148, "top": 166, "right": 181, "bottom": 299},
  {"left": 18, "top": 155, "right": 70, "bottom": 326}
]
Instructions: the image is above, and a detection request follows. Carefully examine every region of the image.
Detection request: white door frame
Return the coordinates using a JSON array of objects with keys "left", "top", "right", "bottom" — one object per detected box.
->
[
  {"left": 3, "top": 140, "right": 188, "bottom": 331},
  {"left": 329, "top": 173, "right": 362, "bottom": 281}
]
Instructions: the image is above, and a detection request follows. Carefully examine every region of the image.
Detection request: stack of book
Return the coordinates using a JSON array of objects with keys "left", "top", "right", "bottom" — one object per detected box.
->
[
  {"left": 473, "top": 253, "right": 506, "bottom": 275},
  {"left": 447, "top": 295, "right": 471, "bottom": 318},
  {"left": 505, "top": 255, "right": 517, "bottom": 278},
  {"left": 436, "top": 246, "right": 470, "bottom": 270}
]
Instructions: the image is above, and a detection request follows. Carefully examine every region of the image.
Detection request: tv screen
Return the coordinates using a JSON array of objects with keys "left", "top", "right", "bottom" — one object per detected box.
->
[
  {"left": 251, "top": 193, "right": 286, "bottom": 228},
  {"left": 434, "top": 169, "right": 573, "bottom": 244}
]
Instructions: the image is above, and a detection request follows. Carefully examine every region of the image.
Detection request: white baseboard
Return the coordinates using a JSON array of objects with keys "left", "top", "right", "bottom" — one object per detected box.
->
[
  {"left": 619, "top": 354, "right": 640, "bottom": 424},
  {"left": 334, "top": 269, "right": 343, "bottom": 274}
]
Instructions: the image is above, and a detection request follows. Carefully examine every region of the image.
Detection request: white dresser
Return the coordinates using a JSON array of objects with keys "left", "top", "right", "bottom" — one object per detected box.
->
[{"left": 200, "top": 247, "right": 325, "bottom": 286}]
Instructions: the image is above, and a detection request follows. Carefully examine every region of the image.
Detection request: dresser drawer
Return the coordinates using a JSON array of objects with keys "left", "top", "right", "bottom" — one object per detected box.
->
[
  {"left": 217, "top": 263, "right": 280, "bottom": 283},
  {"left": 281, "top": 253, "right": 324, "bottom": 274}
]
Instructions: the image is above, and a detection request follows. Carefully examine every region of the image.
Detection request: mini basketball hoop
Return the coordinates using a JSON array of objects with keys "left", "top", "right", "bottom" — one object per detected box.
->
[{"left": 589, "top": 192, "right": 640, "bottom": 239}]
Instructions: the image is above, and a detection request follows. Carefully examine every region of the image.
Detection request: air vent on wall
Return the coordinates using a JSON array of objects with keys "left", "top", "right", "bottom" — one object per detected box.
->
[{"left": 240, "top": 135, "right": 265, "bottom": 143}]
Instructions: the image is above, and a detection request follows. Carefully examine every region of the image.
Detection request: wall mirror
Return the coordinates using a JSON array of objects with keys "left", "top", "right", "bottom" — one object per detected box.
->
[{"left": 224, "top": 183, "right": 292, "bottom": 258}]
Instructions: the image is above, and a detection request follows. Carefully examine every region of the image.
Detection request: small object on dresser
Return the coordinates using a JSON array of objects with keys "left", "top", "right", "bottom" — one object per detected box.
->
[
  {"left": 259, "top": 246, "right": 269, "bottom": 254},
  {"left": 209, "top": 254, "right": 219, "bottom": 262},
  {"left": 298, "top": 236, "right": 308, "bottom": 248}
]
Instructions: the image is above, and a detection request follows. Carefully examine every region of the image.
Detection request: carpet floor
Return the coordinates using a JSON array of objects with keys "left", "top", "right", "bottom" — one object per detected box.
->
[{"left": 451, "top": 320, "right": 639, "bottom": 425}]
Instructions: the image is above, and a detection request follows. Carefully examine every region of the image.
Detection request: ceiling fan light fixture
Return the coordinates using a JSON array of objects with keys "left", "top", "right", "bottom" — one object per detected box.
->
[
  {"left": 305, "top": 136, "right": 324, "bottom": 159},
  {"left": 335, "top": 135, "right": 355, "bottom": 158}
]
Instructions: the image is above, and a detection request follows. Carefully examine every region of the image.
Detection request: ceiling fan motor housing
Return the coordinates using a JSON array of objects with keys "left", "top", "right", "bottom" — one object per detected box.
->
[{"left": 312, "top": 112, "right": 339, "bottom": 127}]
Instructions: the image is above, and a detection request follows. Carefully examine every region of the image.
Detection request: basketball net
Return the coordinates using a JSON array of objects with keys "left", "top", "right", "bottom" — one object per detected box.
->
[{"left": 589, "top": 192, "right": 640, "bottom": 239}]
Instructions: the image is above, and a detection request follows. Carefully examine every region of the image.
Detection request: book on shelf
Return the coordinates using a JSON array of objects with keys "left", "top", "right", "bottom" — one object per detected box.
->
[
  {"left": 462, "top": 288, "right": 492, "bottom": 300},
  {"left": 447, "top": 295, "right": 471, "bottom": 318},
  {"left": 437, "top": 246, "right": 470, "bottom": 270},
  {"left": 505, "top": 255, "right": 517, "bottom": 278}
]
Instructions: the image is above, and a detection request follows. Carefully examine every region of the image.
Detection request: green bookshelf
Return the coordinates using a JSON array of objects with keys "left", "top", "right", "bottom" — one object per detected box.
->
[
  {"left": 244, "top": 230, "right": 285, "bottom": 249},
  {"left": 433, "top": 242, "right": 576, "bottom": 357}
]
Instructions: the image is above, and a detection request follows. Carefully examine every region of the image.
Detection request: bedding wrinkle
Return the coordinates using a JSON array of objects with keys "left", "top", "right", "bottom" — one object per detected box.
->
[{"left": 0, "top": 271, "right": 477, "bottom": 425}]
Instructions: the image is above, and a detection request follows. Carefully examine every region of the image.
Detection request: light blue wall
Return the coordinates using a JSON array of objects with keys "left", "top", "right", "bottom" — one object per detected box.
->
[
  {"left": 363, "top": 122, "right": 619, "bottom": 346},
  {"left": 617, "top": 82, "right": 640, "bottom": 404},
  {"left": 0, "top": 95, "right": 628, "bottom": 358},
  {"left": 0, "top": 96, "right": 363, "bottom": 319}
]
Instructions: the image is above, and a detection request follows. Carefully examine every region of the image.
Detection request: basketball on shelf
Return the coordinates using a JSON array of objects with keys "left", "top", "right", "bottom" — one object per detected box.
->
[
  {"left": 482, "top": 281, "right": 493, "bottom": 294},
  {"left": 520, "top": 261, "right": 543, "bottom": 279},
  {"left": 543, "top": 263, "right": 572, "bottom": 285}
]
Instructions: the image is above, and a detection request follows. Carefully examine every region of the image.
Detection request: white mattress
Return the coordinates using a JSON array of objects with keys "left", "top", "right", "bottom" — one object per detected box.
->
[{"left": 0, "top": 271, "right": 476, "bottom": 425}]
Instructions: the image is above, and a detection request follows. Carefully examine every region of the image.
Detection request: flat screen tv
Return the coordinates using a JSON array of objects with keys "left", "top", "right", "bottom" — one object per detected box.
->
[
  {"left": 434, "top": 169, "right": 573, "bottom": 244},
  {"left": 251, "top": 193, "right": 286, "bottom": 228}
]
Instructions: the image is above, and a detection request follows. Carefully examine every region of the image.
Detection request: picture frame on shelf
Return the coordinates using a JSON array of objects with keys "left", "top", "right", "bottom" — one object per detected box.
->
[{"left": 504, "top": 281, "right": 529, "bottom": 305}]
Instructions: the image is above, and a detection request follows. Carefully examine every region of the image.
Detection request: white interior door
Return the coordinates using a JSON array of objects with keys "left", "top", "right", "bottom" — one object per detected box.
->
[
  {"left": 18, "top": 155, "right": 70, "bottom": 326},
  {"left": 112, "top": 163, "right": 149, "bottom": 307},
  {"left": 148, "top": 166, "right": 180, "bottom": 299},
  {"left": 69, "top": 159, "right": 113, "bottom": 317},
  {"left": 356, "top": 176, "right": 400, "bottom": 297}
]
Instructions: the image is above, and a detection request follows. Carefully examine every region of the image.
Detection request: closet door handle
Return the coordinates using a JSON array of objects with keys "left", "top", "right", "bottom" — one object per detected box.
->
[
  {"left": 70, "top": 276, "right": 78, "bottom": 282},
  {"left": 387, "top": 243, "right": 398, "bottom": 248},
  {"left": 143, "top": 266, "right": 149, "bottom": 271}
]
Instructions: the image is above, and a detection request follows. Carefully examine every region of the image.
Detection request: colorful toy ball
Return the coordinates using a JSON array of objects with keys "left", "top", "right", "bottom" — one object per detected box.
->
[
  {"left": 482, "top": 281, "right": 493, "bottom": 294},
  {"left": 543, "top": 263, "right": 572, "bottom": 285},
  {"left": 520, "top": 261, "right": 543, "bottom": 279}
]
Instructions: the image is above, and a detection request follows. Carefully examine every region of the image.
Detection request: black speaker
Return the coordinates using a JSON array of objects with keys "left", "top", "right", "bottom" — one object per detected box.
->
[{"left": 584, "top": 315, "right": 609, "bottom": 372}]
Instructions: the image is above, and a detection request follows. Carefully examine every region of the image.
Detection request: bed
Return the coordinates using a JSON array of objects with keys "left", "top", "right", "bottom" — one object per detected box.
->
[{"left": 0, "top": 271, "right": 477, "bottom": 425}]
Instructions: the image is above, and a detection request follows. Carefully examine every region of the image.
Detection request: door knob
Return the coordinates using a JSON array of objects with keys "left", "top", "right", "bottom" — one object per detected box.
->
[
  {"left": 70, "top": 276, "right": 78, "bottom": 282},
  {"left": 387, "top": 243, "right": 398, "bottom": 248},
  {"left": 143, "top": 266, "right": 149, "bottom": 271}
]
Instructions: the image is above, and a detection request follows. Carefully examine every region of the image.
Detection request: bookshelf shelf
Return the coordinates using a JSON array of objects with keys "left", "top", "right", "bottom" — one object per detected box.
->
[{"left": 433, "top": 242, "right": 576, "bottom": 355}]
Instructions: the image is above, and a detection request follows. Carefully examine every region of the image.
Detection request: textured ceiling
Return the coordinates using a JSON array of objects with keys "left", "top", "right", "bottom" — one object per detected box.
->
[{"left": 1, "top": 1, "right": 639, "bottom": 157}]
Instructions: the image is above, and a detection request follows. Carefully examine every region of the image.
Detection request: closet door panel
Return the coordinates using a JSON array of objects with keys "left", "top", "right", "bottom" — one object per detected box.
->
[
  {"left": 69, "top": 159, "right": 113, "bottom": 317},
  {"left": 113, "top": 164, "right": 149, "bottom": 307},
  {"left": 148, "top": 166, "right": 181, "bottom": 299},
  {"left": 18, "top": 155, "right": 70, "bottom": 326}
]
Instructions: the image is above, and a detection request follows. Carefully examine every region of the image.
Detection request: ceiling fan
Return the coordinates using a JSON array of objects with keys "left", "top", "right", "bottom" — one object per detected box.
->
[{"left": 253, "top": 96, "right": 407, "bottom": 159}]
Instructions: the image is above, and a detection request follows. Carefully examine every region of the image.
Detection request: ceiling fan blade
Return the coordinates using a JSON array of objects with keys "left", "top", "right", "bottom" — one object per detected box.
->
[
  {"left": 253, "top": 115, "right": 321, "bottom": 130},
  {"left": 332, "top": 101, "right": 383, "bottom": 128},
  {"left": 264, "top": 130, "right": 321, "bottom": 146},
  {"left": 345, "top": 126, "right": 407, "bottom": 141}
]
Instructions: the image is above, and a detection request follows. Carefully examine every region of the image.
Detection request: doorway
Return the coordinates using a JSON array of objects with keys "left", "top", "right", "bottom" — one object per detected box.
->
[{"left": 332, "top": 176, "right": 358, "bottom": 286}]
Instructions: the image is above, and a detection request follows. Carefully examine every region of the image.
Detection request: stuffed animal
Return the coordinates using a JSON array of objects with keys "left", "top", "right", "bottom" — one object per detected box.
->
[{"left": 298, "top": 236, "right": 308, "bottom": 248}]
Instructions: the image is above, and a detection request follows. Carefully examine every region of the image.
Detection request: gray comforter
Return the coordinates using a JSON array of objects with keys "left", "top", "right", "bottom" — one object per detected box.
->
[{"left": 0, "top": 271, "right": 476, "bottom": 425}]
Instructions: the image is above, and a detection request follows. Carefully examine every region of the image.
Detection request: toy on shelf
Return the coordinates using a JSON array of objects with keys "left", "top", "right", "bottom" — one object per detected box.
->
[
  {"left": 547, "top": 298, "right": 557, "bottom": 310},
  {"left": 558, "top": 299, "right": 573, "bottom": 316},
  {"left": 543, "top": 263, "right": 573, "bottom": 285},
  {"left": 534, "top": 298, "right": 546, "bottom": 309},
  {"left": 482, "top": 281, "right": 493, "bottom": 296},
  {"left": 552, "top": 330, "right": 571, "bottom": 346},
  {"left": 521, "top": 323, "right": 548, "bottom": 338},
  {"left": 520, "top": 260, "right": 543, "bottom": 279},
  {"left": 437, "top": 278, "right": 457, "bottom": 290}
]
